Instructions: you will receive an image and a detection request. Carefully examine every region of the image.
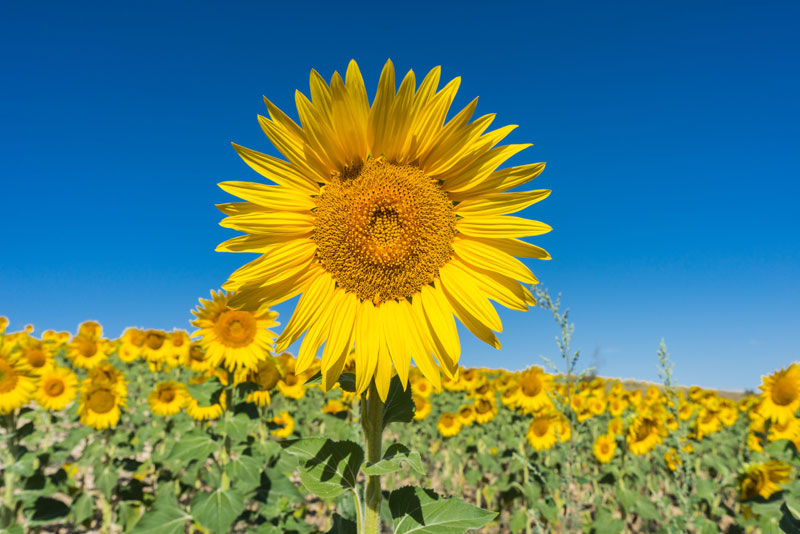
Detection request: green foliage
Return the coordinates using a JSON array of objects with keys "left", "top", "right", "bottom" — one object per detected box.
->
[
  {"left": 382, "top": 375, "right": 416, "bottom": 428},
  {"left": 191, "top": 487, "right": 246, "bottom": 534},
  {"left": 388, "top": 486, "right": 496, "bottom": 534},
  {"left": 362, "top": 443, "right": 424, "bottom": 476},
  {"left": 281, "top": 438, "right": 364, "bottom": 499}
]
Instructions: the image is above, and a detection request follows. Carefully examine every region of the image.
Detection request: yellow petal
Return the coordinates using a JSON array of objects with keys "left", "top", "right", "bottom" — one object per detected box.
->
[
  {"left": 454, "top": 189, "right": 551, "bottom": 216},
  {"left": 368, "top": 59, "right": 396, "bottom": 156},
  {"left": 455, "top": 262, "right": 533, "bottom": 311},
  {"left": 380, "top": 300, "right": 409, "bottom": 388},
  {"left": 450, "top": 162, "right": 546, "bottom": 201},
  {"left": 276, "top": 273, "right": 336, "bottom": 352},
  {"left": 419, "top": 98, "right": 478, "bottom": 171},
  {"left": 220, "top": 210, "right": 315, "bottom": 236},
  {"left": 374, "top": 333, "right": 393, "bottom": 402},
  {"left": 464, "top": 237, "right": 551, "bottom": 260},
  {"left": 407, "top": 76, "right": 460, "bottom": 160},
  {"left": 442, "top": 143, "right": 532, "bottom": 192},
  {"left": 384, "top": 69, "right": 416, "bottom": 161},
  {"left": 354, "top": 300, "right": 380, "bottom": 395},
  {"left": 321, "top": 291, "right": 359, "bottom": 375},
  {"left": 418, "top": 284, "right": 460, "bottom": 376},
  {"left": 257, "top": 113, "right": 329, "bottom": 181},
  {"left": 453, "top": 238, "right": 537, "bottom": 284},
  {"left": 227, "top": 239, "right": 317, "bottom": 285},
  {"left": 423, "top": 113, "right": 494, "bottom": 176},
  {"left": 456, "top": 215, "right": 552, "bottom": 238},
  {"left": 296, "top": 289, "right": 342, "bottom": 374},
  {"left": 231, "top": 143, "right": 320, "bottom": 194},
  {"left": 439, "top": 278, "right": 501, "bottom": 350},
  {"left": 295, "top": 90, "right": 347, "bottom": 169},
  {"left": 218, "top": 181, "right": 315, "bottom": 211},
  {"left": 399, "top": 299, "right": 441, "bottom": 391},
  {"left": 438, "top": 263, "right": 502, "bottom": 332}
]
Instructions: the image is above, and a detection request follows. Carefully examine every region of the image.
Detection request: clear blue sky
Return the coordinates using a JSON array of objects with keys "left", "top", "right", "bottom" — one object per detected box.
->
[{"left": 2, "top": 1, "right": 798, "bottom": 390}]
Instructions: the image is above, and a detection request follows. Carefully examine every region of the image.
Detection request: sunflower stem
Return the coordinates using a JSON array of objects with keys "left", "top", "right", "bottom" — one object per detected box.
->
[{"left": 361, "top": 382, "right": 384, "bottom": 534}]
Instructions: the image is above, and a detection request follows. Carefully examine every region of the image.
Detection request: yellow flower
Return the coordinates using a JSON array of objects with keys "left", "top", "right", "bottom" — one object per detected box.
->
[
  {"left": 473, "top": 397, "right": 498, "bottom": 425},
  {"left": 83, "top": 363, "right": 128, "bottom": 398},
  {"left": 411, "top": 377, "right": 433, "bottom": 398},
  {"left": 457, "top": 405, "right": 476, "bottom": 426},
  {"left": 17, "top": 337, "right": 54, "bottom": 375},
  {"left": 694, "top": 407, "right": 722, "bottom": 439},
  {"left": 218, "top": 60, "right": 550, "bottom": 400},
  {"left": 608, "top": 416, "right": 624, "bottom": 436},
  {"left": 767, "top": 416, "right": 800, "bottom": 442},
  {"left": 35, "top": 366, "right": 78, "bottom": 411},
  {"left": 678, "top": 402, "right": 696, "bottom": 421},
  {"left": 165, "top": 330, "right": 192, "bottom": 369},
  {"left": 118, "top": 328, "right": 145, "bottom": 363},
  {"left": 593, "top": 434, "right": 616, "bottom": 464},
  {"left": 626, "top": 415, "right": 663, "bottom": 456},
  {"left": 412, "top": 395, "right": 432, "bottom": 421},
  {"left": 587, "top": 395, "right": 607, "bottom": 417},
  {"left": 277, "top": 371, "right": 306, "bottom": 399},
  {"left": 0, "top": 352, "right": 36, "bottom": 414},
  {"left": 437, "top": 412, "right": 462, "bottom": 438},
  {"left": 739, "top": 460, "right": 792, "bottom": 500},
  {"left": 664, "top": 448, "right": 682, "bottom": 471},
  {"left": 140, "top": 330, "right": 169, "bottom": 369},
  {"left": 457, "top": 368, "right": 483, "bottom": 392},
  {"left": 515, "top": 367, "right": 553, "bottom": 414},
  {"left": 186, "top": 390, "right": 226, "bottom": 421},
  {"left": 245, "top": 359, "right": 282, "bottom": 406},
  {"left": 79, "top": 383, "right": 125, "bottom": 429},
  {"left": 608, "top": 395, "right": 628, "bottom": 417},
  {"left": 67, "top": 335, "right": 108, "bottom": 370},
  {"left": 270, "top": 411, "right": 294, "bottom": 438},
  {"left": 0, "top": 317, "right": 7, "bottom": 334},
  {"left": 192, "top": 290, "right": 278, "bottom": 374},
  {"left": 322, "top": 399, "right": 348, "bottom": 416},
  {"left": 526, "top": 412, "right": 558, "bottom": 451},
  {"left": 77, "top": 320, "right": 102, "bottom": 338},
  {"left": 148, "top": 381, "right": 188, "bottom": 416},
  {"left": 758, "top": 364, "right": 800, "bottom": 424}
]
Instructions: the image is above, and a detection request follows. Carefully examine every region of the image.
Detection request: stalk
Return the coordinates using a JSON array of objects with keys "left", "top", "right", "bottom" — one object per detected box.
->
[{"left": 361, "top": 382, "right": 384, "bottom": 534}]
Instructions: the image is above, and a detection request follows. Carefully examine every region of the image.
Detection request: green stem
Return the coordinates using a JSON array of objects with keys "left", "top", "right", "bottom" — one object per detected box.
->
[{"left": 361, "top": 383, "right": 384, "bottom": 534}]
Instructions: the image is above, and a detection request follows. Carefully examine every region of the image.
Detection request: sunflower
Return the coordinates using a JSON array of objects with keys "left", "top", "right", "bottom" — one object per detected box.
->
[
  {"left": 458, "top": 369, "right": 483, "bottom": 392},
  {"left": 217, "top": 60, "right": 550, "bottom": 400},
  {"left": 165, "top": 330, "right": 192, "bottom": 369},
  {"left": 148, "top": 381, "right": 188, "bottom": 416},
  {"left": 514, "top": 367, "right": 553, "bottom": 414},
  {"left": 322, "top": 399, "right": 349, "bottom": 416},
  {"left": 626, "top": 415, "right": 663, "bottom": 456},
  {"left": 186, "top": 390, "right": 226, "bottom": 421},
  {"left": 0, "top": 353, "right": 36, "bottom": 414},
  {"left": 457, "top": 405, "right": 475, "bottom": 426},
  {"left": 473, "top": 397, "right": 497, "bottom": 425},
  {"left": 608, "top": 416, "right": 624, "bottom": 436},
  {"left": 437, "top": 412, "right": 462, "bottom": 438},
  {"left": 140, "top": 330, "right": 169, "bottom": 369},
  {"left": 664, "top": 448, "right": 682, "bottom": 472},
  {"left": 67, "top": 335, "right": 108, "bottom": 370},
  {"left": 593, "top": 433, "right": 616, "bottom": 464},
  {"left": 245, "top": 359, "right": 282, "bottom": 406},
  {"left": 412, "top": 395, "right": 431, "bottom": 421},
  {"left": 79, "top": 383, "right": 126, "bottom": 429},
  {"left": 118, "top": 327, "right": 145, "bottom": 363},
  {"left": 768, "top": 416, "right": 800, "bottom": 442},
  {"left": 0, "top": 317, "right": 7, "bottom": 334},
  {"left": 17, "top": 337, "right": 54, "bottom": 375},
  {"left": 277, "top": 371, "right": 306, "bottom": 399},
  {"left": 694, "top": 407, "right": 722, "bottom": 439},
  {"left": 526, "top": 412, "right": 558, "bottom": 451},
  {"left": 608, "top": 395, "right": 628, "bottom": 417},
  {"left": 758, "top": 364, "right": 800, "bottom": 424},
  {"left": 678, "top": 402, "right": 696, "bottom": 421},
  {"left": 471, "top": 382, "right": 494, "bottom": 400},
  {"left": 270, "top": 411, "right": 295, "bottom": 439},
  {"left": 411, "top": 377, "right": 433, "bottom": 398},
  {"left": 35, "top": 366, "right": 78, "bottom": 411},
  {"left": 84, "top": 363, "right": 128, "bottom": 397},
  {"left": 78, "top": 320, "right": 102, "bottom": 338},
  {"left": 192, "top": 290, "right": 278, "bottom": 374},
  {"left": 739, "top": 460, "right": 792, "bottom": 500}
]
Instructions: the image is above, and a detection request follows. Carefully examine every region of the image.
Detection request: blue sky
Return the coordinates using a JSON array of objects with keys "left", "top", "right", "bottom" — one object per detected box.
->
[{"left": 1, "top": 1, "right": 798, "bottom": 390}]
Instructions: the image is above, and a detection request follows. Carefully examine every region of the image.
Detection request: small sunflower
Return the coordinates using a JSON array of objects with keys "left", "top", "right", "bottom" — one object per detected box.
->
[
  {"left": 186, "top": 390, "right": 226, "bottom": 421},
  {"left": 767, "top": 416, "right": 800, "bottom": 442},
  {"left": 412, "top": 395, "right": 432, "bottom": 421},
  {"left": 17, "top": 337, "right": 54, "bottom": 375},
  {"left": 473, "top": 397, "right": 497, "bottom": 425},
  {"left": 593, "top": 433, "right": 616, "bottom": 464},
  {"left": 608, "top": 416, "right": 624, "bottom": 436},
  {"left": 192, "top": 290, "right": 279, "bottom": 374},
  {"left": 35, "top": 366, "right": 78, "bottom": 411},
  {"left": 67, "top": 335, "right": 108, "bottom": 370},
  {"left": 411, "top": 377, "right": 433, "bottom": 398},
  {"left": 218, "top": 60, "right": 551, "bottom": 400},
  {"left": 165, "top": 330, "right": 192, "bottom": 369},
  {"left": 526, "top": 412, "right": 558, "bottom": 451},
  {"left": 626, "top": 415, "right": 663, "bottom": 456},
  {"left": 739, "top": 460, "right": 792, "bottom": 500},
  {"left": 515, "top": 367, "right": 553, "bottom": 414},
  {"left": 140, "top": 330, "right": 170, "bottom": 369},
  {"left": 0, "top": 353, "right": 37, "bottom": 414},
  {"left": 277, "top": 371, "right": 306, "bottom": 399},
  {"left": 664, "top": 448, "right": 682, "bottom": 472},
  {"left": 322, "top": 399, "right": 349, "bottom": 416},
  {"left": 148, "top": 381, "right": 188, "bottom": 416},
  {"left": 758, "top": 364, "right": 800, "bottom": 424},
  {"left": 457, "top": 405, "right": 476, "bottom": 426},
  {"left": 245, "top": 359, "right": 282, "bottom": 406},
  {"left": 437, "top": 412, "right": 462, "bottom": 438},
  {"left": 118, "top": 327, "right": 145, "bottom": 363},
  {"left": 270, "top": 411, "right": 295, "bottom": 438},
  {"left": 83, "top": 363, "right": 128, "bottom": 397},
  {"left": 79, "top": 383, "right": 126, "bottom": 429}
]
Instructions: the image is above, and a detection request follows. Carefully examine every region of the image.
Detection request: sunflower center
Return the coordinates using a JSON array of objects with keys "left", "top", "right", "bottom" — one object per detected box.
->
[
  {"left": 520, "top": 375, "right": 543, "bottom": 397},
  {"left": 441, "top": 414, "right": 455, "bottom": 427},
  {"left": 254, "top": 361, "right": 280, "bottom": 389},
  {"left": 314, "top": 159, "right": 456, "bottom": 302},
  {"left": 532, "top": 417, "right": 551, "bottom": 437},
  {"left": 26, "top": 348, "right": 47, "bottom": 368},
  {"left": 87, "top": 388, "right": 115, "bottom": 414},
  {"left": 77, "top": 338, "right": 98, "bottom": 358},
  {"left": 634, "top": 419, "right": 655, "bottom": 442},
  {"left": 771, "top": 376, "right": 797, "bottom": 406},
  {"left": 45, "top": 378, "right": 65, "bottom": 397},
  {"left": 600, "top": 442, "right": 610, "bottom": 454},
  {"left": 0, "top": 361, "right": 19, "bottom": 393},
  {"left": 215, "top": 311, "right": 257, "bottom": 347},
  {"left": 145, "top": 331, "right": 165, "bottom": 350},
  {"left": 158, "top": 388, "right": 176, "bottom": 403},
  {"left": 475, "top": 399, "right": 491, "bottom": 414}
]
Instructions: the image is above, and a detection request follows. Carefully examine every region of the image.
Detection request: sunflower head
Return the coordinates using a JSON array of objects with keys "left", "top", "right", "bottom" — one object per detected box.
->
[
  {"left": 35, "top": 366, "right": 78, "bottom": 411},
  {"left": 148, "top": 381, "right": 188, "bottom": 417},
  {"left": 412, "top": 395, "right": 431, "bottom": 421},
  {"left": 218, "top": 60, "right": 550, "bottom": 401},
  {"left": 739, "top": 460, "right": 792, "bottom": 501},
  {"left": 758, "top": 364, "right": 800, "bottom": 424},
  {"left": 79, "top": 383, "right": 125, "bottom": 430},
  {"left": 593, "top": 433, "right": 616, "bottom": 464},
  {"left": 0, "top": 355, "right": 37, "bottom": 414}
]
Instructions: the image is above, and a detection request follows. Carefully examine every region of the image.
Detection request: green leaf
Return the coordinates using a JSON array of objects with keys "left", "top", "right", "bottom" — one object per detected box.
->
[
  {"left": 281, "top": 438, "right": 364, "bottom": 500},
  {"left": 592, "top": 509, "right": 624, "bottom": 534},
  {"left": 226, "top": 454, "right": 263, "bottom": 493},
  {"left": 220, "top": 412, "right": 252, "bottom": 443},
  {"left": 363, "top": 444, "right": 424, "bottom": 476},
  {"left": 338, "top": 373, "right": 356, "bottom": 392},
  {"left": 70, "top": 493, "right": 94, "bottom": 525},
  {"left": 130, "top": 500, "right": 190, "bottom": 534},
  {"left": 94, "top": 466, "right": 118, "bottom": 500},
  {"left": 167, "top": 429, "right": 217, "bottom": 463},
  {"left": 327, "top": 514, "right": 358, "bottom": 534},
  {"left": 780, "top": 501, "right": 800, "bottom": 534},
  {"left": 633, "top": 494, "right": 659, "bottom": 521},
  {"left": 695, "top": 479, "right": 715, "bottom": 503},
  {"left": 1, "top": 524, "right": 24, "bottom": 534},
  {"left": 389, "top": 486, "right": 496, "bottom": 534},
  {"left": 23, "top": 497, "right": 70, "bottom": 526},
  {"left": 509, "top": 508, "right": 528, "bottom": 532},
  {"left": 382, "top": 375, "right": 415, "bottom": 428},
  {"left": 190, "top": 488, "right": 246, "bottom": 534}
]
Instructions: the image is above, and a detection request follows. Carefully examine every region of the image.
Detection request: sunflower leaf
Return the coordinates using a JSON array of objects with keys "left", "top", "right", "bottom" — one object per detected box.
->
[
  {"left": 389, "top": 486, "right": 496, "bottom": 534},
  {"left": 130, "top": 496, "right": 191, "bottom": 534},
  {"left": 167, "top": 430, "right": 217, "bottom": 463},
  {"left": 190, "top": 487, "right": 246, "bottom": 534},
  {"left": 382, "top": 375, "right": 415, "bottom": 429},
  {"left": 280, "top": 438, "right": 364, "bottom": 499},
  {"left": 363, "top": 443, "right": 424, "bottom": 476}
]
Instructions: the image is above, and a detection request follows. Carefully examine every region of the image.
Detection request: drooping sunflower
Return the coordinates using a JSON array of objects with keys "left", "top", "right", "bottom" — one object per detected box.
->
[
  {"left": 245, "top": 358, "right": 282, "bottom": 406},
  {"left": 626, "top": 415, "right": 664, "bottom": 456},
  {"left": 270, "top": 411, "right": 295, "bottom": 439},
  {"left": 593, "top": 433, "right": 616, "bottom": 464},
  {"left": 192, "top": 290, "right": 279, "bottom": 374},
  {"left": 739, "top": 460, "right": 792, "bottom": 500},
  {"left": 35, "top": 366, "right": 78, "bottom": 411},
  {"left": 217, "top": 60, "right": 550, "bottom": 400},
  {"left": 148, "top": 381, "right": 189, "bottom": 416},
  {"left": 758, "top": 363, "right": 800, "bottom": 424},
  {"left": 79, "top": 383, "right": 126, "bottom": 429},
  {"left": 0, "top": 352, "right": 37, "bottom": 414},
  {"left": 186, "top": 389, "right": 226, "bottom": 421}
]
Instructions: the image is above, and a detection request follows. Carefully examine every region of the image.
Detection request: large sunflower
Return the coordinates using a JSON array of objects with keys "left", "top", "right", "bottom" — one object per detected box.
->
[
  {"left": 217, "top": 60, "right": 550, "bottom": 400},
  {"left": 758, "top": 363, "right": 800, "bottom": 424},
  {"left": 0, "top": 351, "right": 37, "bottom": 414}
]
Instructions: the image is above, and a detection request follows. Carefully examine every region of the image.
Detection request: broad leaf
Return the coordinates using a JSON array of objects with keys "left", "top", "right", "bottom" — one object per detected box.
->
[
  {"left": 382, "top": 375, "right": 415, "bottom": 428},
  {"left": 167, "top": 430, "right": 217, "bottom": 463},
  {"left": 130, "top": 499, "right": 190, "bottom": 534},
  {"left": 327, "top": 514, "right": 358, "bottom": 534},
  {"left": 363, "top": 444, "right": 424, "bottom": 476},
  {"left": 281, "top": 438, "right": 364, "bottom": 499},
  {"left": 389, "top": 486, "right": 496, "bottom": 534},
  {"left": 191, "top": 488, "right": 246, "bottom": 534}
]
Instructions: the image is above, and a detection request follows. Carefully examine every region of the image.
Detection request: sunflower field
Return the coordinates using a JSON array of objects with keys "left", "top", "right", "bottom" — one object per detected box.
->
[{"left": 1, "top": 298, "right": 799, "bottom": 534}]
